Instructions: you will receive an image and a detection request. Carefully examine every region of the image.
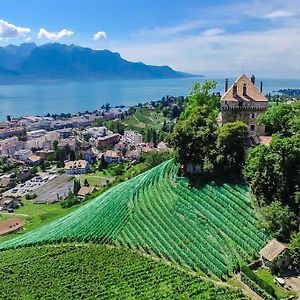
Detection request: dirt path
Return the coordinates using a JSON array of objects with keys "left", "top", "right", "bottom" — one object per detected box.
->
[{"left": 235, "top": 274, "right": 264, "bottom": 300}]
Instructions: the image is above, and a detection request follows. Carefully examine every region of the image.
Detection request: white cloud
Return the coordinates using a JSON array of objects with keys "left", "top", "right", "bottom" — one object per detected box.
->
[
  {"left": 0, "top": 19, "right": 31, "bottom": 39},
  {"left": 202, "top": 28, "right": 224, "bottom": 36},
  {"left": 94, "top": 31, "right": 107, "bottom": 40},
  {"left": 113, "top": 23, "right": 300, "bottom": 78},
  {"left": 264, "top": 10, "right": 295, "bottom": 19},
  {"left": 37, "top": 28, "right": 74, "bottom": 41}
]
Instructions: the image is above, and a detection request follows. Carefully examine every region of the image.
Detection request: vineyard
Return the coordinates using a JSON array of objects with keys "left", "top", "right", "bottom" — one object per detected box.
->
[
  {"left": 0, "top": 244, "right": 247, "bottom": 299},
  {"left": 0, "top": 160, "right": 267, "bottom": 278}
]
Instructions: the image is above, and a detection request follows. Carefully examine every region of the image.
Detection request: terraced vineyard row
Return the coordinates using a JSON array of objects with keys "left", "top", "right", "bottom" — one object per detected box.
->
[
  {"left": 0, "top": 160, "right": 267, "bottom": 278},
  {"left": 0, "top": 244, "right": 247, "bottom": 299}
]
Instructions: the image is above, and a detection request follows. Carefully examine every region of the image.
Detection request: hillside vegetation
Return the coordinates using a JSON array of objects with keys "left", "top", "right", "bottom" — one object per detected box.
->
[
  {"left": 0, "top": 244, "right": 247, "bottom": 300},
  {"left": 0, "top": 160, "right": 266, "bottom": 278}
]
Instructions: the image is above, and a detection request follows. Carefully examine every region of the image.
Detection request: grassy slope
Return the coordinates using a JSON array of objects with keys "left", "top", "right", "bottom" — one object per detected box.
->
[
  {"left": 0, "top": 160, "right": 267, "bottom": 278},
  {"left": 0, "top": 244, "right": 247, "bottom": 300},
  {"left": 256, "top": 269, "right": 296, "bottom": 299},
  {"left": 123, "top": 107, "right": 166, "bottom": 131}
]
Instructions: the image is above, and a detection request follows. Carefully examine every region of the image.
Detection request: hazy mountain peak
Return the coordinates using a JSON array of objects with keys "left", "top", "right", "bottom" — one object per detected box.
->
[{"left": 0, "top": 43, "right": 196, "bottom": 82}]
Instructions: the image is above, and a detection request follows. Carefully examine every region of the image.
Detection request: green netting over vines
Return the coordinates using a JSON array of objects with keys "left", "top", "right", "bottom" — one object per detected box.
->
[{"left": 0, "top": 160, "right": 267, "bottom": 278}]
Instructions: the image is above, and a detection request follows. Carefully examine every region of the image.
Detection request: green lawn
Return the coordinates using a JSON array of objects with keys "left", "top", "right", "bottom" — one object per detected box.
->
[
  {"left": 256, "top": 269, "right": 296, "bottom": 299},
  {"left": 0, "top": 199, "right": 83, "bottom": 242}
]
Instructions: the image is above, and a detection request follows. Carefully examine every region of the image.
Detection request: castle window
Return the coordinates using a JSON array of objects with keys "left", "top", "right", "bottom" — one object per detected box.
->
[
  {"left": 250, "top": 113, "right": 256, "bottom": 119},
  {"left": 250, "top": 124, "right": 255, "bottom": 131}
]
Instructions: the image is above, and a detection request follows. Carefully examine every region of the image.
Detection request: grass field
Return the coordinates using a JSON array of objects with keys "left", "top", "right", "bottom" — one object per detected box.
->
[
  {"left": 0, "top": 160, "right": 267, "bottom": 278},
  {"left": 0, "top": 244, "right": 247, "bottom": 300},
  {"left": 0, "top": 199, "right": 83, "bottom": 242},
  {"left": 256, "top": 269, "right": 296, "bottom": 299}
]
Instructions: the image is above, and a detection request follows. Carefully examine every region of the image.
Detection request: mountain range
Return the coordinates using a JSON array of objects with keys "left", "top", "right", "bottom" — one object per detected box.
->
[{"left": 0, "top": 43, "right": 195, "bottom": 82}]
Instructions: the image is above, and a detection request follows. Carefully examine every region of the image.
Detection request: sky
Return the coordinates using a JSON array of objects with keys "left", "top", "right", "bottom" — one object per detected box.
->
[{"left": 0, "top": 0, "right": 300, "bottom": 78}]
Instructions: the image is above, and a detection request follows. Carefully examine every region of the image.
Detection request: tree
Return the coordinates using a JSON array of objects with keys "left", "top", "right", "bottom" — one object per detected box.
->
[
  {"left": 73, "top": 179, "right": 81, "bottom": 195},
  {"left": 171, "top": 105, "right": 218, "bottom": 172},
  {"left": 289, "top": 231, "right": 300, "bottom": 266},
  {"left": 53, "top": 140, "right": 59, "bottom": 152},
  {"left": 98, "top": 155, "right": 107, "bottom": 171},
  {"left": 244, "top": 134, "right": 300, "bottom": 210},
  {"left": 40, "top": 160, "right": 46, "bottom": 172},
  {"left": 31, "top": 166, "right": 38, "bottom": 174},
  {"left": 152, "top": 130, "right": 158, "bottom": 147},
  {"left": 70, "top": 150, "right": 76, "bottom": 161},
  {"left": 258, "top": 101, "right": 300, "bottom": 136},
  {"left": 262, "top": 201, "right": 296, "bottom": 241},
  {"left": 56, "top": 148, "right": 65, "bottom": 168},
  {"left": 143, "top": 152, "right": 172, "bottom": 169},
  {"left": 215, "top": 121, "right": 248, "bottom": 175},
  {"left": 181, "top": 81, "right": 219, "bottom": 120}
]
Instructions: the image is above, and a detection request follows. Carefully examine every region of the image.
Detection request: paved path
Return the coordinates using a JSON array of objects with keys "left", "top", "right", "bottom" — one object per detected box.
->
[{"left": 0, "top": 212, "right": 31, "bottom": 218}]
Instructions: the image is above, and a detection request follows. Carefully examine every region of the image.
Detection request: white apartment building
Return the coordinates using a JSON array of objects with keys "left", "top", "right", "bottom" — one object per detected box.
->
[
  {"left": 25, "top": 130, "right": 60, "bottom": 150},
  {"left": 124, "top": 130, "right": 143, "bottom": 145}
]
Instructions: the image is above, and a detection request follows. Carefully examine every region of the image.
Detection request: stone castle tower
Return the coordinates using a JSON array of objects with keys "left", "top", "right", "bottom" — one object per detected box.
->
[{"left": 220, "top": 74, "right": 268, "bottom": 136}]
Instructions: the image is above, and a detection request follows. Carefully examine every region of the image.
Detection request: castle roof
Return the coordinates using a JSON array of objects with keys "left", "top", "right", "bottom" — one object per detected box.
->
[{"left": 221, "top": 74, "right": 268, "bottom": 102}]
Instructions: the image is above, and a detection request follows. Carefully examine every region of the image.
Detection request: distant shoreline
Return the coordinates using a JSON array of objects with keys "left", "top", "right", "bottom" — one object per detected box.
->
[{"left": 0, "top": 74, "right": 202, "bottom": 86}]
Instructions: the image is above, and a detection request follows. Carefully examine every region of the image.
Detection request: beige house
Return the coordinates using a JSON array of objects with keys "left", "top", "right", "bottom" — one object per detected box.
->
[
  {"left": 221, "top": 74, "right": 268, "bottom": 136},
  {"left": 260, "top": 239, "right": 289, "bottom": 269},
  {"left": 64, "top": 160, "right": 90, "bottom": 174}
]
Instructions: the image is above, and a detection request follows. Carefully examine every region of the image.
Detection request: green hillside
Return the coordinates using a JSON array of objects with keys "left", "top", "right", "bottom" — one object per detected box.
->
[
  {"left": 0, "top": 244, "right": 247, "bottom": 300},
  {"left": 0, "top": 160, "right": 267, "bottom": 278}
]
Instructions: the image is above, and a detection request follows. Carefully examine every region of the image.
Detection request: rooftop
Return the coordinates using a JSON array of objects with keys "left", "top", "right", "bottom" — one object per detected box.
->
[
  {"left": 221, "top": 74, "right": 268, "bottom": 102},
  {"left": 259, "top": 239, "right": 287, "bottom": 262},
  {"left": 65, "top": 160, "right": 88, "bottom": 170}
]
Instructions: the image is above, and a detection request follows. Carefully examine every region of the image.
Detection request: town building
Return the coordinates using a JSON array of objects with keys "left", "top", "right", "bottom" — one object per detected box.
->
[
  {"left": 14, "top": 149, "right": 33, "bottom": 162},
  {"left": 27, "top": 155, "right": 43, "bottom": 166},
  {"left": 26, "top": 130, "right": 60, "bottom": 150},
  {"left": 36, "top": 150, "right": 55, "bottom": 160},
  {"left": 0, "top": 127, "right": 25, "bottom": 139},
  {"left": 96, "top": 134, "right": 120, "bottom": 148},
  {"left": 64, "top": 160, "right": 90, "bottom": 174},
  {"left": 0, "top": 176, "right": 12, "bottom": 190},
  {"left": 220, "top": 74, "right": 268, "bottom": 136},
  {"left": 124, "top": 130, "right": 143, "bottom": 145},
  {"left": 77, "top": 186, "right": 94, "bottom": 198},
  {"left": 58, "top": 138, "right": 76, "bottom": 151},
  {"left": 259, "top": 239, "right": 289, "bottom": 269},
  {"left": 0, "top": 137, "right": 25, "bottom": 157},
  {"left": 104, "top": 150, "right": 123, "bottom": 163},
  {"left": 85, "top": 126, "right": 108, "bottom": 139},
  {"left": 78, "top": 143, "right": 96, "bottom": 163}
]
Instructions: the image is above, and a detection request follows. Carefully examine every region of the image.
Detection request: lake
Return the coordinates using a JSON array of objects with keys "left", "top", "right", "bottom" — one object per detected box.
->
[{"left": 0, "top": 77, "right": 299, "bottom": 119}]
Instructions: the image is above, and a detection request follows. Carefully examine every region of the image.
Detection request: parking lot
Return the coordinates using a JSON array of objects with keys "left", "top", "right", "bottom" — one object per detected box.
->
[
  {"left": 34, "top": 174, "right": 74, "bottom": 204},
  {"left": 4, "top": 173, "right": 58, "bottom": 198}
]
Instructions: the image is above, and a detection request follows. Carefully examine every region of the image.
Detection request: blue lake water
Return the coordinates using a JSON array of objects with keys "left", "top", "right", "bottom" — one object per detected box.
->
[{"left": 0, "top": 77, "right": 299, "bottom": 119}]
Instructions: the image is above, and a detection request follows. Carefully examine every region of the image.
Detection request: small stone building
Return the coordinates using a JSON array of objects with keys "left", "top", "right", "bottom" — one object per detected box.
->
[
  {"left": 221, "top": 74, "right": 268, "bottom": 136},
  {"left": 259, "top": 239, "right": 289, "bottom": 269}
]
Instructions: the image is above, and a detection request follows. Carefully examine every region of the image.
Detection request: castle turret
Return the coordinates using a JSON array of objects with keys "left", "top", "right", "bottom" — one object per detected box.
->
[{"left": 221, "top": 74, "right": 268, "bottom": 136}]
